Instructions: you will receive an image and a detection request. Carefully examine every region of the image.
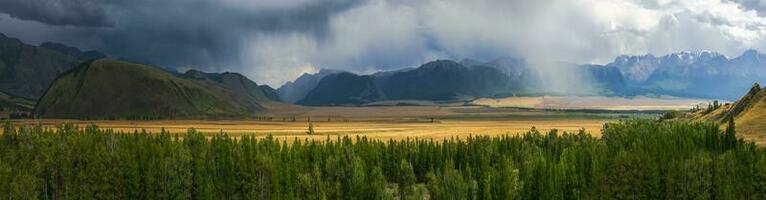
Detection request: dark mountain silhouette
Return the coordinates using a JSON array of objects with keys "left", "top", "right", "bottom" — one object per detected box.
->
[
  {"left": 0, "top": 91, "right": 34, "bottom": 112},
  {"left": 377, "top": 60, "right": 511, "bottom": 100},
  {"left": 297, "top": 72, "right": 382, "bottom": 106},
  {"left": 0, "top": 33, "right": 82, "bottom": 99},
  {"left": 293, "top": 59, "right": 630, "bottom": 105},
  {"left": 277, "top": 69, "right": 344, "bottom": 103}
]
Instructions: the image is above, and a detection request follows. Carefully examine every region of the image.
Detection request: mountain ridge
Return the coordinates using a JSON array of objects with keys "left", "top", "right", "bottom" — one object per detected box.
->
[
  {"left": 0, "top": 33, "right": 82, "bottom": 99},
  {"left": 612, "top": 50, "right": 766, "bottom": 100},
  {"left": 34, "top": 59, "right": 282, "bottom": 119},
  {"left": 277, "top": 69, "right": 345, "bottom": 103},
  {"left": 40, "top": 42, "right": 107, "bottom": 60}
]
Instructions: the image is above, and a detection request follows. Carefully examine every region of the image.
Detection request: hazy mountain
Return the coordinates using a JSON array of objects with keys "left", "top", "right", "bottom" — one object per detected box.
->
[
  {"left": 607, "top": 54, "right": 661, "bottom": 84},
  {"left": 0, "top": 33, "right": 82, "bottom": 99},
  {"left": 35, "top": 60, "right": 279, "bottom": 119},
  {"left": 479, "top": 57, "right": 550, "bottom": 94},
  {"left": 482, "top": 57, "right": 530, "bottom": 78},
  {"left": 40, "top": 42, "right": 107, "bottom": 60},
  {"left": 297, "top": 72, "right": 382, "bottom": 106},
  {"left": 277, "top": 69, "right": 344, "bottom": 103},
  {"left": 292, "top": 58, "right": 633, "bottom": 105},
  {"left": 458, "top": 58, "right": 484, "bottom": 67},
  {"left": 610, "top": 50, "right": 766, "bottom": 100},
  {"left": 578, "top": 64, "right": 629, "bottom": 95},
  {"left": 258, "top": 85, "right": 281, "bottom": 102}
]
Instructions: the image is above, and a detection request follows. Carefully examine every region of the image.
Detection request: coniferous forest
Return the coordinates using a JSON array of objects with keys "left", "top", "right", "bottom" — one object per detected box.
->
[{"left": 1, "top": 119, "right": 765, "bottom": 199}]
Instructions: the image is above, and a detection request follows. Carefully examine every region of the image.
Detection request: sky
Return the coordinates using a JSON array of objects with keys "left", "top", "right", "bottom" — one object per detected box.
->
[{"left": 2, "top": 0, "right": 766, "bottom": 87}]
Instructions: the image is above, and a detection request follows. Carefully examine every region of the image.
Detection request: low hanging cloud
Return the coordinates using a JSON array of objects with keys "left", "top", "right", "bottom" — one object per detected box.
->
[{"left": 2, "top": 0, "right": 766, "bottom": 87}]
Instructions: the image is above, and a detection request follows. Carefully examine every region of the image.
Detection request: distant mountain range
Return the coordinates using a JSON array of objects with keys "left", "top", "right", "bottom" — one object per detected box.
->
[
  {"left": 3, "top": 30, "right": 766, "bottom": 115},
  {"left": 35, "top": 60, "right": 284, "bottom": 119},
  {"left": 286, "top": 59, "right": 627, "bottom": 105},
  {"left": 277, "top": 69, "right": 344, "bottom": 103},
  {"left": 282, "top": 50, "right": 766, "bottom": 105},
  {"left": 297, "top": 72, "right": 382, "bottom": 106},
  {"left": 608, "top": 50, "right": 766, "bottom": 100}
]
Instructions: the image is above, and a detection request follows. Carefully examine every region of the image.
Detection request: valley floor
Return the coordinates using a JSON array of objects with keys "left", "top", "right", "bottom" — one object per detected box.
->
[
  {"left": 4, "top": 118, "right": 612, "bottom": 141},
  {"left": 4, "top": 106, "right": 644, "bottom": 141},
  {"left": 7, "top": 104, "right": 765, "bottom": 145}
]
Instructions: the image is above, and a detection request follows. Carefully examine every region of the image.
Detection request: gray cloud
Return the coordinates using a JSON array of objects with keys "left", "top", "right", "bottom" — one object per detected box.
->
[
  {"left": 2, "top": 0, "right": 766, "bottom": 87},
  {"left": 99, "top": 0, "right": 362, "bottom": 71},
  {"left": 729, "top": 0, "right": 766, "bottom": 16},
  {"left": 0, "top": 0, "right": 112, "bottom": 27},
  {"left": 0, "top": 0, "right": 361, "bottom": 73}
]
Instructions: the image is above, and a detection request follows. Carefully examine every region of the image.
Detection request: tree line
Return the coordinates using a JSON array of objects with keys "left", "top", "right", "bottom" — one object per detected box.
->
[{"left": 0, "top": 119, "right": 764, "bottom": 199}]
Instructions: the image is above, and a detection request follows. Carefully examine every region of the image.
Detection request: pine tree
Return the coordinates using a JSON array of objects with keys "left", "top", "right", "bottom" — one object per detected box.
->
[
  {"left": 724, "top": 117, "right": 737, "bottom": 150},
  {"left": 397, "top": 160, "right": 416, "bottom": 199}
]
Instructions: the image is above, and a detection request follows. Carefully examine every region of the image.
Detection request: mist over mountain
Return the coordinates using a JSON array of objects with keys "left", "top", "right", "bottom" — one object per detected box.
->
[{"left": 290, "top": 58, "right": 631, "bottom": 105}]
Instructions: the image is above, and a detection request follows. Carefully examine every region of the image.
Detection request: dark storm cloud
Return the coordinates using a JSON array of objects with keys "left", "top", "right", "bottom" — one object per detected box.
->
[
  {"left": 0, "top": 0, "right": 361, "bottom": 71},
  {"left": 98, "top": 0, "right": 361, "bottom": 70},
  {"left": 3, "top": 0, "right": 766, "bottom": 87},
  {"left": 0, "top": 0, "right": 112, "bottom": 27}
]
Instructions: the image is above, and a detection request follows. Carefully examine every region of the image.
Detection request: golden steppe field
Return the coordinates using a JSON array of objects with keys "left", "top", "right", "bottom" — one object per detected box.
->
[
  {"left": 4, "top": 96, "right": 714, "bottom": 141},
  {"left": 3, "top": 102, "right": 669, "bottom": 141}
]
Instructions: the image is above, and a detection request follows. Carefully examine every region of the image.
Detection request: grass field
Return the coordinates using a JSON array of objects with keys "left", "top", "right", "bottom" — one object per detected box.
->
[
  {"left": 3, "top": 105, "right": 646, "bottom": 141},
  {"left": 5, "top": 118, "right": 612, "bottom": 141},
  {"left": 6, "top": 104, "right": 765, "bottom": 145}
]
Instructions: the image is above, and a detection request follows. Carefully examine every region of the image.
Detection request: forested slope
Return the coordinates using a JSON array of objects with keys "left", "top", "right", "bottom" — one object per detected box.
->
[{"left": 0, "top": 119, "right": 763, "bottom": 199}]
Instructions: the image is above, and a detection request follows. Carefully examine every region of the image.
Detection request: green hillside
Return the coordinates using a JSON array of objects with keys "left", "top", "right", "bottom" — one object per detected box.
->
[{"left": 34, "top": 60, "right": 274, "bottom": 119}]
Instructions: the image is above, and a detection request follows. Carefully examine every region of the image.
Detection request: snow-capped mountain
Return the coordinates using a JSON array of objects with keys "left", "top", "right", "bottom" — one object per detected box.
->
[
  {"left": 610, "top": 50, "right": 766, "bottom": 99},
  {"left": 607, "top": 54, "right": 661, "bottom": 83}
]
